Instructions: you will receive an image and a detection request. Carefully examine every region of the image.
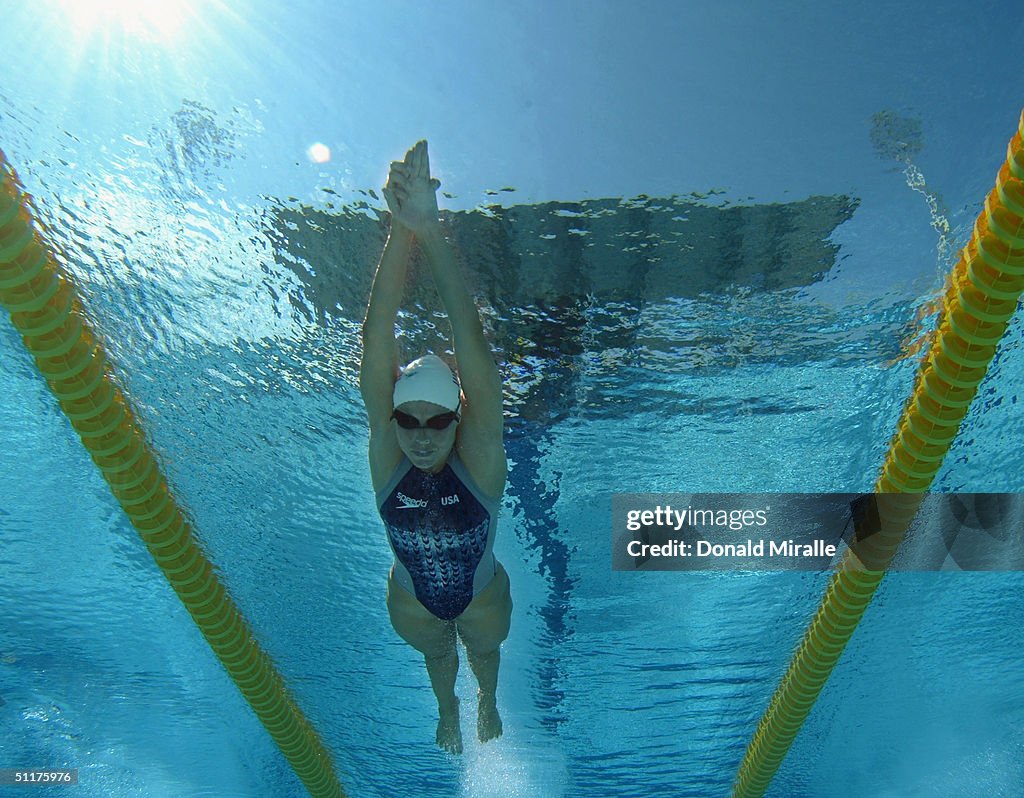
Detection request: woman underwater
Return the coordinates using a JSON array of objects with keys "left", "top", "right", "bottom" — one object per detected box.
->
[{"left": 359, "top": 140, "right": 512, "bottom": 753}]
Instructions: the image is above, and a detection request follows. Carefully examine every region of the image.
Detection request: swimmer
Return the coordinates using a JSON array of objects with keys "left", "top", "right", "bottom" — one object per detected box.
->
[{"left": 360, "top": 140, "right": 511, "bottom": 754}]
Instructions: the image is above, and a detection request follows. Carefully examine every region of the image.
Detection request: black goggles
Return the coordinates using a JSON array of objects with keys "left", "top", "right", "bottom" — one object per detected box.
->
[{"left": 392, "top": 409, "right": 460, "bottom": 430}]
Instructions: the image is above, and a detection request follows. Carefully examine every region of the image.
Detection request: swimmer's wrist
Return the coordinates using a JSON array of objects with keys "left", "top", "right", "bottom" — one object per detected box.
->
[
  {"left": 416, "top": 221, "right": 445, "bottom": 245},
  {"left": 388, "top": 222, "right": 414, "bottom": 244}
]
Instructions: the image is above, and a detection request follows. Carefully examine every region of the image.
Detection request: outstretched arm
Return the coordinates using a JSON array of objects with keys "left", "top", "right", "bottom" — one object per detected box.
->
[
  {"left": 418, "top": 226, "right": 503, "bottom": 425},
  {"left": 359, "top": 222, "right": 413, "bottom": 432},
  {"left": 385, "top": 141, "right": 505, "bottom": 494},
  {"left": 360, "top": 151, "right": 424, "bottom": 490}
]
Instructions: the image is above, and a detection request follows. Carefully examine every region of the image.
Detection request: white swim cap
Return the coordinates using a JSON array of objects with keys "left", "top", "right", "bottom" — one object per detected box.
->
[{"left": 393, "top": 355, "right": 461, "bottom": 412}]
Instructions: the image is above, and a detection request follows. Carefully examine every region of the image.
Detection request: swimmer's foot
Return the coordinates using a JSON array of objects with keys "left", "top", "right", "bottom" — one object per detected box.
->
[
  {"left": 436, "top": 698, "right": 463, "bottom": 754},
  {"left": 477, "top": 691, "right": 502, "bottom": 743}
]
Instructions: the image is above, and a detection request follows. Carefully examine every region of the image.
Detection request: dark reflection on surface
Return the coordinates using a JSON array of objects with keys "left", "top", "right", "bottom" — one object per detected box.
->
[
  {"left": 267, "top": 195, "right": 854, "bottom": 310},
  {"left": 262, "top": 192, "right": 860, "bottom": 410}
]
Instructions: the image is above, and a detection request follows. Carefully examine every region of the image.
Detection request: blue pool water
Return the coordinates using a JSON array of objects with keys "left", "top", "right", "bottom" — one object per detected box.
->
[{"left": 2, "top": 2, "right": 1024, "bottom": 796}]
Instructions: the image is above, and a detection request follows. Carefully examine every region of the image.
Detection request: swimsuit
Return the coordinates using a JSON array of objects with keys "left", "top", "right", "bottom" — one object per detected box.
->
[{"left": 377, "top": 451, "right": 500, "bottom": 620}]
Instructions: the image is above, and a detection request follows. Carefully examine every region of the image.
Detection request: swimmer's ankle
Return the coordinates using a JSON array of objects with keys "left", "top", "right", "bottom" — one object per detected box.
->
[{"left": 477, "top": 688, "right": 497, "bottom": 708}]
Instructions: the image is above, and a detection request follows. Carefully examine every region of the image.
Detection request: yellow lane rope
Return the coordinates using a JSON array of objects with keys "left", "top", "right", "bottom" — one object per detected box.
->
[
  {"left": 0, "top": 151, "right": 345, "bottom": 798},
  {"left": 730, "top": 109, "right": 1024, "bottom": 798}
]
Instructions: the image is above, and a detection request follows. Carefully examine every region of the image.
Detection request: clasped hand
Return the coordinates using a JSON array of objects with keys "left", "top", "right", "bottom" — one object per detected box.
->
[{"left": 383, "top": 139, "right": 442, "bottom": 235}]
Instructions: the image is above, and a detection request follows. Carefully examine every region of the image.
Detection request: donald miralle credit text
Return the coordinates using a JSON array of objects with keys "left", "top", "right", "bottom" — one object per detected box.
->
[
  {"left": 612, "top": 493, "right": 1024, "bottom": 572},
  {"left": 611, "top": 495, "right": 856, "bottom": 571}
]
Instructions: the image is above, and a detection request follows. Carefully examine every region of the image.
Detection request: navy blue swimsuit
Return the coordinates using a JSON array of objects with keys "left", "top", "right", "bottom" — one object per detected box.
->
[{"left": 377, "top": 451, "right": 500, "bottom": 620}]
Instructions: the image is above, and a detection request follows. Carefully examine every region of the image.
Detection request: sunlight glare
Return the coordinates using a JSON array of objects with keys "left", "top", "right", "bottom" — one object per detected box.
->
[
  {"left": 58, "top": 0, "right": 194, "bottom": 41},
  {"left": 307, "top": 143, "right": 332, "bottom": 164}
]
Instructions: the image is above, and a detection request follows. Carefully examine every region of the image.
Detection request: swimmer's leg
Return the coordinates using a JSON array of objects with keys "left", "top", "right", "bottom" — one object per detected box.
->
[
  {"left": 455, "top": 561, "right": 512, "bottom": 743},
  {"left": 386, "top": 573, "right": 463, "bottom": 753}
]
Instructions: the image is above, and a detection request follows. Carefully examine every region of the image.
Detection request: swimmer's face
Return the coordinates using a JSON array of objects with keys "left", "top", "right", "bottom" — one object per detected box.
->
[{"left": 392, "top": 400, "right": 459, "bottom": 473}]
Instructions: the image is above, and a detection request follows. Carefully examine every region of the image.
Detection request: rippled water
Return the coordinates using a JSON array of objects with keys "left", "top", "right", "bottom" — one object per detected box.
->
[{"left": 3, "top": 3, "right": 1024, "bottom": 797}]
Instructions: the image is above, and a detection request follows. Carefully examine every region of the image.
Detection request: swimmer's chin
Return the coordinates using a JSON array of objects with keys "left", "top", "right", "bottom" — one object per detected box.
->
[{"left": 408, "top": 449, "right": 448, "bottom": 471}]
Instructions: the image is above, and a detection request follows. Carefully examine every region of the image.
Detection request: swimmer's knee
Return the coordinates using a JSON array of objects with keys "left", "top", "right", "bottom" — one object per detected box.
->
[
  {"left": 423, "top": 646, "right": 459, "bottom": 666},
  {"left": 463, "top": 638, "right": 502, "bottom": 661}
]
